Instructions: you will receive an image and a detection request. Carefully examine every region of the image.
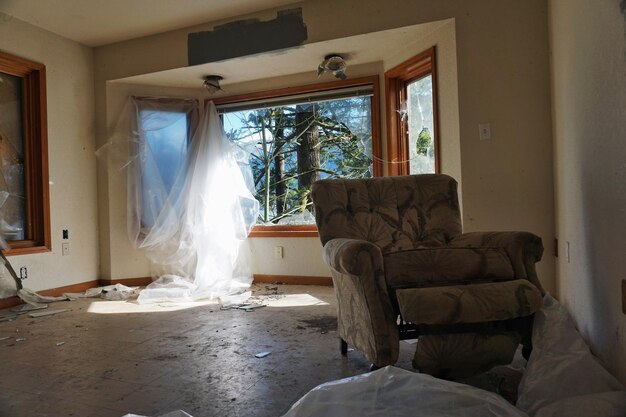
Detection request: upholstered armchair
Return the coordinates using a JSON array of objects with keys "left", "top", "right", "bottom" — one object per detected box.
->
[{"left": 311, "top": 174, "right": 544, "bottom": 378}]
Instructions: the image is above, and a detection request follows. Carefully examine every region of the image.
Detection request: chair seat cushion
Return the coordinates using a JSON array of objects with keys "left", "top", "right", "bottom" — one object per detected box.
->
[
  {"left": 396, "top": 279, "right": 542, "bottom": 325},
  {"left": 413, "top": 332, "right": 521, "bottom": 379},
  {"left": 384, "top": 247, "right": 515, "bottom": 288}
]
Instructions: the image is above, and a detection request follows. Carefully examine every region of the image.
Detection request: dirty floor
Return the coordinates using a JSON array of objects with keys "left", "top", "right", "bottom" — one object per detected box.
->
[{"left": 0, "top": 284, "right": 518, "bottom": 417}]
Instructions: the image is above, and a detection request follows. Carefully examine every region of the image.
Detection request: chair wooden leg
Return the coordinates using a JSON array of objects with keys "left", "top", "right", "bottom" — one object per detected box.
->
[{"left": 340, "top": 338, "right": 348, "bottom": 356}]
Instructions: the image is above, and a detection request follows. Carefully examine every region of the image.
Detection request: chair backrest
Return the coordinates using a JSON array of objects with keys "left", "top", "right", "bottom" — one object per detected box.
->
[{"left": 311, "top": 174, "right": 462, "bottom": 253}]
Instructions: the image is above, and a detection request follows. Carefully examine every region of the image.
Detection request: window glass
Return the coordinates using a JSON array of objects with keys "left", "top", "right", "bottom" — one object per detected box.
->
[
  {"left": 407, "top": 74, "right": 435, "bottom": 174},
  {"left": 139, "top": 110, "right": 189, "bottom": 229},
  {"left": 0, "top": 72, "right": 26, "bottom": 241},
  {"left": 222, "top": 96, "right": 373, "bottom": 225}
]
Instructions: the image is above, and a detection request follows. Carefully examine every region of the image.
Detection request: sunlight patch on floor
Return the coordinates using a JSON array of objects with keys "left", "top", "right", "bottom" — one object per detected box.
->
[
  {"left": 264, "top": 293, "right": 329, "bottom": 308},
  {"left": 86, "top": 299, "right": 218, "bottom": 314}
]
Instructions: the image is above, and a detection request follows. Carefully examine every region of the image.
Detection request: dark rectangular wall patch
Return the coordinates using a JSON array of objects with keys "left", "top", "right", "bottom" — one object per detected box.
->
[{"left": 188, "top": 8, "right": 308, "bottom": 66}]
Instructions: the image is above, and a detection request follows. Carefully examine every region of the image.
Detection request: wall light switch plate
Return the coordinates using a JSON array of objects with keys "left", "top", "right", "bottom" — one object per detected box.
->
[
  {"left": 62, "top": 242, "right": 70, "bottom": 256},
  {"left": 479, "top": 123, "right": 492, "bottom": 140},
  {"left": 274, "top": 246, "right": 283, "bottom": 259}
]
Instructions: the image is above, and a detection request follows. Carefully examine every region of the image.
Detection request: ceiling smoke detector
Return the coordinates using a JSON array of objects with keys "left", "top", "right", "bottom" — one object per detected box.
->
[
  {"left": 318, "top": 54, "right": 347, "bottom": 80},
  {"left": 202, "top": 75, "right": 223, "bottom": 94}
]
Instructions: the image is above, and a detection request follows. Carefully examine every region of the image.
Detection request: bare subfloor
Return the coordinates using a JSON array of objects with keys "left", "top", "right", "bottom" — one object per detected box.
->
[
  {"left": 0, "top": 284, "right": 416, "bottom": 417},
  {"left": 0, "top": 284, "right": 521, "bottom": 417}
]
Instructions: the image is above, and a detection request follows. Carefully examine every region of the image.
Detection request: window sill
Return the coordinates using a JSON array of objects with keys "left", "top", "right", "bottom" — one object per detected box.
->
[
  {"left": 249, "top": 225, "right": 318, "bottom": 238},
  {"left": 4, "top": 243, "right": 51, "bottom": 256}
]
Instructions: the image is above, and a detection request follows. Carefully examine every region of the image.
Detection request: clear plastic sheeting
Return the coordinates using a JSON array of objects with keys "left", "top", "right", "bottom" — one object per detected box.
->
[
  {"left": 284, "top": 295, "right": 626, "bottom": 417},
  {"left": 0, "top": 72, "right": 26, "bottom": 241},
  {"left": 282, "top": 366, "right": 527, "bottom": 417},
  {"left": 516, "top": 294, "right": 626, "bottom": 417},
  {"left": 122, "top": 411, "right": 193, "bottom": 417},
  {"left": 100, "top": 98, "right": 259, "bottom": 304}
]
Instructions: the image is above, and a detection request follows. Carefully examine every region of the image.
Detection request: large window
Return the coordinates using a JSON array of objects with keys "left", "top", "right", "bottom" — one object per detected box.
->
[
  {"left": 0, "top": 51, "right": 50, "bottom": 255},
  {"left": 385, "top": 47, "right": 439, "bottom": 176},
  {"left": 215, "top": 76, "right": 381, "bottom": 237}
]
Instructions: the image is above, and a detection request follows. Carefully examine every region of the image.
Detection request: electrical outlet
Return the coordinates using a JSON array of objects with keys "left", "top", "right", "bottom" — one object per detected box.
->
[
  {"left": 19, "top": 267, "right": 27, "bottom": 280},
  {"left": 62, "top": 242, "right": 70, "bottom": 256},
  {"left": 274, "top": 246, "right": 283, "bottom": 259}
]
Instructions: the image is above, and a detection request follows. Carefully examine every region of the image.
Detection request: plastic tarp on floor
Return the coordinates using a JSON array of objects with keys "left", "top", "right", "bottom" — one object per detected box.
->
[
  {"left": 283, "top": 295, "right": 626, "bottom": 417},
  {"left": 282, "top": 366, "right": 526, "bottom": 417}
]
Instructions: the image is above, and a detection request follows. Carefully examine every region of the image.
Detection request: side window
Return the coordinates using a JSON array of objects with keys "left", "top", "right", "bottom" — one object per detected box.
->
[
  {"left": 216, "top": 76, "right": 381, "bottom": 236},
  {"left": 385, "top": 47, "right": 439, "bottom": 176},
  {"left": 133, "top": 98, "right": 198, "bottom": 231},
  {"left": 0, "top": 50, "right": 50, "bottom": 254}
]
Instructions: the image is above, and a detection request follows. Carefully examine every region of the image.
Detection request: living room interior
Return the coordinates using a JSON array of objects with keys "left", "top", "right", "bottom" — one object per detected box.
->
[{"left": 0, "top": 0, "right": 624, "bottom": 416}]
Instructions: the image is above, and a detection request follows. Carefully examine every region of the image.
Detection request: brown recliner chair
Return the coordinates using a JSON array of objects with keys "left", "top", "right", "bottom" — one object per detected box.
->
[{"left": 311, "top": 174, "right": 544, "bottom": 378}]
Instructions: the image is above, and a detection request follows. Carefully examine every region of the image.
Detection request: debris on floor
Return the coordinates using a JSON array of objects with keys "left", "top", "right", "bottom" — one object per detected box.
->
[
  {"left": 255, "top": 351, "right": 271, "bottom": 358},
  {"left": 241, "top": 303, "right": 265, "bottom": 312},
  {"left": 86, "top": 283, "right": 141, "bottom": 300},
  {"left": 55, "top": 341, "right": 65, "bottom": 346},
  {"left": 122, "top": 411, "right": 193, "bottom": 417},
  {"left": 11, "top": 302, "right": 48, "bottom": 313},
  {"left": 28, "top": 308, "right": 70, "bottom": 318}
]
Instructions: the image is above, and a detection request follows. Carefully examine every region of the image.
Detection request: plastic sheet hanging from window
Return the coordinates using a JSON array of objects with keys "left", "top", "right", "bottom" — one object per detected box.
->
[
  {"left": 0, "top": 72, "right": 26, "bottom": 242},
  {"left": 98, "top": 98, "right": 259, "bottom": 303}
]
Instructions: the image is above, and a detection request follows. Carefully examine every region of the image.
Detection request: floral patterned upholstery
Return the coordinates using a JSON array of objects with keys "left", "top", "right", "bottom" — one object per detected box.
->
[{"left": 312, "top": 174, "right": 544, "bottom": 375}]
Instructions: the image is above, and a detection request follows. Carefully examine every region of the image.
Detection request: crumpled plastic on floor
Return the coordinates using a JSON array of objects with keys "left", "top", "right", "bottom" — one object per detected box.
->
[
  {"left": 283, "top": 294, "right": 626, "bottom": 417},
  {"left": 122, "top": 411, "right": 193, "bottom": 417},
  {"left": 282, "top": 366, "right": 527, "bottom": 417},
  {"left": 14, "top": 284, "right": 140, "bottom": 308},
  {"left": 516, "top": 294, "right": 626, "bottom": 417}
]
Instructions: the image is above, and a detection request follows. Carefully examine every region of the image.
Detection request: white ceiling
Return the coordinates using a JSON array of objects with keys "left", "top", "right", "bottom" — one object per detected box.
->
[
  {"left": 0, "top": 0, "right": 299, "bottom": 47},
  {"left": 114, "top": 21, "right": 447, "bottom": 88},
  {"left": 0, "top": 0, "right": 450, "bottom": 89}
]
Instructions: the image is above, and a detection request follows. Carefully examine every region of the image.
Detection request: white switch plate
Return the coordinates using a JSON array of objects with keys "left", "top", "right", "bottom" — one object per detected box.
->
[
  {"left": 479, "top": 123, "right": 492, "bottom": 140},
  {"left": 62, "top": 242, "right": 70, "bottom": 256},
  {"left": 274, "top": 246, "right": 283, "bottom": 259}
]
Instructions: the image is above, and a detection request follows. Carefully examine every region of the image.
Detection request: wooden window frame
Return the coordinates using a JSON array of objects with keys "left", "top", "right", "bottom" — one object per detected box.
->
[
  {"left": 212, "top": 75, "right": 382, "bottom": 238},
  {"left": 385, "top": 46, "right": 439, "bottom": 176},
  {"left": 0, "top": 51, "right": 50, "bottom": 256}
]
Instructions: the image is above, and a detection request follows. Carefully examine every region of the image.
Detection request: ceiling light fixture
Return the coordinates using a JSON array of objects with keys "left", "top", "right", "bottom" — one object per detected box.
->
[
  {"left": 318, "top": 54, "right": 347, "bottom": 80},
  {"left": 202, "top": 75, "right": 223, "bottom": 94}
]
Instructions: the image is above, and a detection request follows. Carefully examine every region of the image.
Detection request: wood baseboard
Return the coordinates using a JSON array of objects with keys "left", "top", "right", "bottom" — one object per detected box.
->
[
  {"left": 253, "top": 274, "right": 332, "bottom": 286},
  {"left": 0, "top": 280, "right": 99, "bottom": 310},
  {"left": 0, "top": 275, "right": 331, "bottom": 310},
  {"left": 0, "top": 296, "right": 23, "bottom": 310},
  {"left": 99, "top": 277, "right": 153, "bottom": 287}
]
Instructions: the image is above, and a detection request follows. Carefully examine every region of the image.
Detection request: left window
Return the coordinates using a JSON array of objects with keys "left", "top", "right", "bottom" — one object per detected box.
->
[{"left": 0, "top": 51, "right": 50, "bottom": 255}]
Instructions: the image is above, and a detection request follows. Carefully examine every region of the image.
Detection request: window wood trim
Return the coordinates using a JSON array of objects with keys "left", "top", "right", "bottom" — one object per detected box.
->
[
  {"left": 384, "top": 46, "right": 439, "bottom": 176},
  {"left": 0, "top": 51, "right": 50, "bottom": 256},
  {"left": 212, "top": 75, "right": 382, "bottom": 238}
]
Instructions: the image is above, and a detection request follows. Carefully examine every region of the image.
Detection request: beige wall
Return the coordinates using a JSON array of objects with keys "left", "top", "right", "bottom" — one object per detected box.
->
[
  {"left": 100, "top": 24, "right": 460, "bottom": 280},
  {"left": 0, "top": 14, "right": 99, "bottom": 291},
  {"left": 95, "top": 0, "right": 555, "bottom": 292},
  {"left": 550, "top": 0, "right": 626, "bottom": 382}
]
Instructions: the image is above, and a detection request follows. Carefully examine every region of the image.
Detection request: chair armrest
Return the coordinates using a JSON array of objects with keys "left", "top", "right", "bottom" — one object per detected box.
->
[
  {"left": 322, "top": 238, "right": 399, "bottom": 366},
  {"left": 450, "top": 231, "right": 545, "bottom": 294},
  {"left": 323, "top": 238, "right": 384, "bottom": 276}
]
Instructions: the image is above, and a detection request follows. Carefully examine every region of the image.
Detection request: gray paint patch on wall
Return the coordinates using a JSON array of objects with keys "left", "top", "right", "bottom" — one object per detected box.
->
[{"left": 188, "top": 8, "right": 307, "bottom": 66}]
